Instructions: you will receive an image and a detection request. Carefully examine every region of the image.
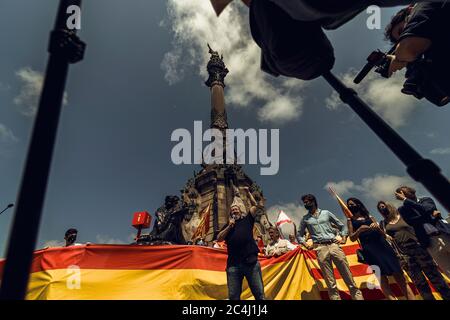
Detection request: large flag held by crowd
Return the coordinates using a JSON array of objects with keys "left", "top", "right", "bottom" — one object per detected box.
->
[{"left": 0, "top": 243, "right": 447, "bottom": 300}]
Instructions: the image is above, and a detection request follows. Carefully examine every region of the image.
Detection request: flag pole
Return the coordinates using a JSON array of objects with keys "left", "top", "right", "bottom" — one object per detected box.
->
[
  {"left": 322, "top": 71, "right": 450, "bottom": 213},
  {"left": 0, "top": 0, "right": 85, "bottom": 300}
]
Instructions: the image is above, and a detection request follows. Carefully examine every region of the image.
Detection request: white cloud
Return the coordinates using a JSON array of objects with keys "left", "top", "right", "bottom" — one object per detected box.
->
[
  {"left": 42, "top": 240, "right": 64, "bottom": 248},
  {"left": 95, "top": 234, "right": 126, "bottom": 244},
  {"left": 325, "top": 69, "right": 419, "bottom": 128},
  {"left": 0, "top": 124, "right": 18, "bottom": 144},
  {"left": 325, "top": 174, "right": 417, "bottom": 203},
  {"left": 162, "top": 0, "right": 306, "bottom": 124},
  {"left": 266, "top": 202, "right": 307, "bottom": 225},
  {"left": 430, "top": 147, "right": 450, "bottom": 155},
  {"left": 325, "top": 180, "right": 361, "bottom": 197},
  {"left": 95, "top": 233, "right": 136, "bottom": 245},
  {"left": 0, "top": 124, "right": 18, "bottom": 156},
  {"left": 359, "top": 174, "right": 415, "bottom": 202},
  {"left": 14, "top": 67, "right": 68, "bottom": 117}
]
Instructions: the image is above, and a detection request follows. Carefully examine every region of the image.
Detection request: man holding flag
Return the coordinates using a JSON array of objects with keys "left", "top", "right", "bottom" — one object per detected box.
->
[{"left": 297, "top": 194, "right": 364, "bottom": 300}]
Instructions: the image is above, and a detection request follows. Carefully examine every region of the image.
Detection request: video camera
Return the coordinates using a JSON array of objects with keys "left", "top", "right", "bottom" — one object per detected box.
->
[
  {"left": 354, "top": 46, "right": 450, "bottom": 107},
  {"left": 353, "top": 46, "right": 396, "bottom": 84}
]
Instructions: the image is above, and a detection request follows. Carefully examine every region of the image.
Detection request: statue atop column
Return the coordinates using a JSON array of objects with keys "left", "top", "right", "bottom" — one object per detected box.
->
[
  {"left": 205, "top": 44, "right": 229, "bottom": 131},
  {"left": 142, "top": 46, "right": 273, "bottom": 246}
]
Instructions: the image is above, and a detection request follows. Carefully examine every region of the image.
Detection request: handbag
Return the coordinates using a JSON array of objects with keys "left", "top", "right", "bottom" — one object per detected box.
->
[
  {"left": 388, "top": 237, "right": 409, "bottom": 269},
  {"left": 379, "top": 220, "right": 409, "bottom": 268}
]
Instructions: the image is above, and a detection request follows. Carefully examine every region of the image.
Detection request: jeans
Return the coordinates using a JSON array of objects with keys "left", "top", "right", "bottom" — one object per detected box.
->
[{"left": 226, "top": 261, "right": 265, "bottom": 300}]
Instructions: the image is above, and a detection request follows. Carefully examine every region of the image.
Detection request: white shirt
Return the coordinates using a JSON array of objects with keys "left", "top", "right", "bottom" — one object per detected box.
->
[{"left": 265, "top": 238, "right": 297, "bottom": 257}]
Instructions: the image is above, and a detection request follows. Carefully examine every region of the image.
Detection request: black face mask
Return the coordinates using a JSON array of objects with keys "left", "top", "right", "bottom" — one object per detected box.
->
[
  {"left": 304, "top": 203, "right": 314, "bottom": 211},
  {"left": 348, "top": 206, "right": 359, "bottom": 214},
  {"left": 379, "top": 207, "right": 388, "bottom": 216},
  {"left": 67, "top": 234, "right": 77, "bottom": 243}
]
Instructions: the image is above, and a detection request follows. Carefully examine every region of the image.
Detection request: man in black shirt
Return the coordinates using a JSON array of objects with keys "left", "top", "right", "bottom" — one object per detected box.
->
[
  {"left": 217, "top": 187, "right": 265, "bottom": 300},
  {"left": 385, "top": 2, "right": 450, "bottom": 105}
]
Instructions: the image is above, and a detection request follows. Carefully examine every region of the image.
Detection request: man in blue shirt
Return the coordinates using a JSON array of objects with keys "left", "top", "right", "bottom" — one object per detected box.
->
[{"left": 297, "top": 194, "right": 364, "bottom": 300}]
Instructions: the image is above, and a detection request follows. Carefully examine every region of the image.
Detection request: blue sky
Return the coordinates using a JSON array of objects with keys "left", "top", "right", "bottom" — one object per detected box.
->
[{"left": 1, "top": 0, "right": 449, "bottom": 256}]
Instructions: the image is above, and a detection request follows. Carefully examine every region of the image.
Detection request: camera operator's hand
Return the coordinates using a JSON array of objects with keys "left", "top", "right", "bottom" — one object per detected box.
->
[
  {"left": 432, "top": 210, "right": 442, "bottom": 219},
  {"left": 387, "top": 55, "right": 408, "bottom": 77}
]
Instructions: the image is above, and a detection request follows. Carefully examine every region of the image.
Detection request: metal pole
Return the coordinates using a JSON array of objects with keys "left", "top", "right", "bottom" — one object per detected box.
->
[
  {"left": 0, "top": 204, "right": 14, "bottom": 216},
  {"left": 322, "top": 71, "right": 450, "bottom": 212},
  {"left": 0, "top": 0, "right": 85, "bottom": 300}
]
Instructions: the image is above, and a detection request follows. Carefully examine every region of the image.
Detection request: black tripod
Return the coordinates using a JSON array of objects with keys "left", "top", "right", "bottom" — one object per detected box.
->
[
  {"left": 323, "top": 71, "right": 450, "bottom": 212},
  {"left": 0, "top": 0, "right": 85, "bottom": 300}
]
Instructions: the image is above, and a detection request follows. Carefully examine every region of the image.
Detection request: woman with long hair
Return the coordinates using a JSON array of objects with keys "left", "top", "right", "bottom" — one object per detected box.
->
[
  {"left": 377, "top": 201, "right": 450, "bottom": 300},
  {"left": 347, "top": 197, "right": 415, "bottom": 300}
]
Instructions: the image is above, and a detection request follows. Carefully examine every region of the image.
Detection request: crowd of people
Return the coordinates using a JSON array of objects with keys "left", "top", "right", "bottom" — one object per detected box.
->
[
  {"left": 215, "top": 185, "right": 449, "bottom": 301},
  {"left": 61, "top": 184, "right": 449, "bottom": 301}
]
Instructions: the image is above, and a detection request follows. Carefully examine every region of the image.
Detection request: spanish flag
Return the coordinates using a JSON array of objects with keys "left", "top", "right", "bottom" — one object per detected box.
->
[{"left": 0, "top": 243, "right": 447, "bottom": 299}]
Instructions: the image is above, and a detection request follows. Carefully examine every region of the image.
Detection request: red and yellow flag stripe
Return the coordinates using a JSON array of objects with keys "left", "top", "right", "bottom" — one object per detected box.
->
[{"left": 0, "top": 243, "right": 447, "bottom": 300}]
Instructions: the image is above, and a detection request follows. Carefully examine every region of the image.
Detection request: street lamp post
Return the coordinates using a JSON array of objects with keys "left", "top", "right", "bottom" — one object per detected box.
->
[
  {"left": 0, "top": 0, "right": 85, "bottom": 300},
  {"left": 322, "top": 71, "right": 450, "bottom": 212}
]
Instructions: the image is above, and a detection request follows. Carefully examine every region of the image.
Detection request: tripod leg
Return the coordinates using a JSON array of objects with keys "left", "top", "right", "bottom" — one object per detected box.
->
[
  {"left": 322, "top": 71, "right": 450, "bottom": 212},
  {"left": 0, "top": 0, "right": 85, "bottom": 300}
]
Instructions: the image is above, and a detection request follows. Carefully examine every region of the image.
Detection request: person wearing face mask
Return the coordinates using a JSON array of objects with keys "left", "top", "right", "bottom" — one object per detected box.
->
[
  {"left": 347, "top": 198, "right": 415, "bottom": 300},
  {"left": 297, "top": 194, "right": 363, "bottom": 300},
  {"left": 378, "top": 201, "right": 450, "bottom": 300}
]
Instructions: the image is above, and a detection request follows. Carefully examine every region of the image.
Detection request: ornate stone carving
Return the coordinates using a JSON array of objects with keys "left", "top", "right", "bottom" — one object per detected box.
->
[
  {"left": 211, "top": 107, "right": 228, "bottom": 130},
  {"left": 180, "top": 178, "right": 204, "bottom": 241}
]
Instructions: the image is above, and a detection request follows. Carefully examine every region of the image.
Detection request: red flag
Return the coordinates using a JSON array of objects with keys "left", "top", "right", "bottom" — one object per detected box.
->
[{"left": 328, "top": 187, "right": 353, "bottom": 219}]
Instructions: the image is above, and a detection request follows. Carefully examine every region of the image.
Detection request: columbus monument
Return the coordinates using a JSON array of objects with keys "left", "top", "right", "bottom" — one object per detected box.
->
[{"left": 144, "top": 46, "right": 272, "bottom": 245}]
